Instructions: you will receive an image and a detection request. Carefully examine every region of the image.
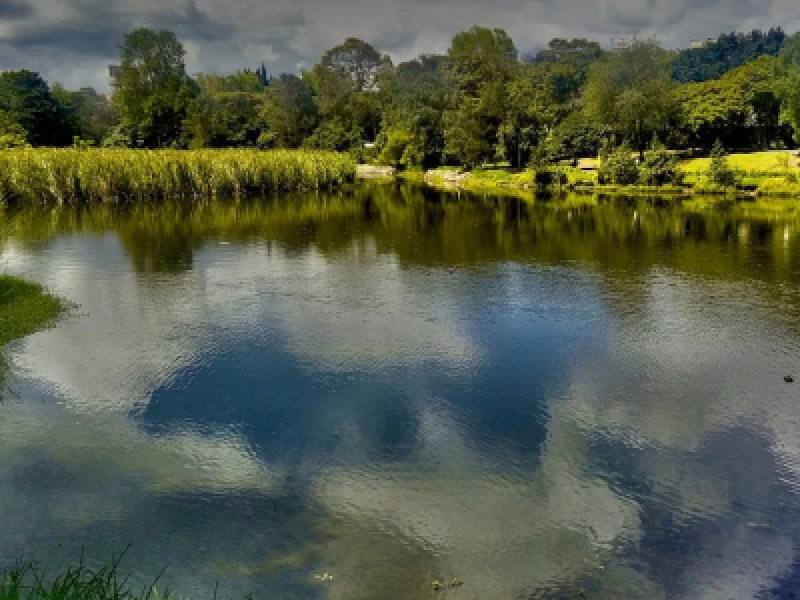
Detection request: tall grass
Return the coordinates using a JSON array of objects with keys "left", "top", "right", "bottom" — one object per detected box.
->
[
  {"left": 0, "top": 556, "right": 175, "bottom": 600},
  {"left": 0, "top": 149, "right": 355, "bottom": 205}
]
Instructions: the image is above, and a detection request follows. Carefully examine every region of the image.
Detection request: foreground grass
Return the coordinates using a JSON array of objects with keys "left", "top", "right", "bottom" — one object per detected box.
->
[
  {"left": 0, "top": 275, "right": 63, "bottom": 346},
  {"left": 0, "top": 558, "right": 191, "bottom": 600},
  {"left": 0, "top": 149, "right": 355, "bottom": 205}
]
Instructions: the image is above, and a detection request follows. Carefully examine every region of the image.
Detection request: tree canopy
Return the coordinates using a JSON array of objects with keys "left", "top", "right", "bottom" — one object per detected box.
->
[
  {"left": 5, "top": 24, "right": 800, "bottom": 165},
  {"left": 112, "top": 28, "right": 195, "bottom": 148}
]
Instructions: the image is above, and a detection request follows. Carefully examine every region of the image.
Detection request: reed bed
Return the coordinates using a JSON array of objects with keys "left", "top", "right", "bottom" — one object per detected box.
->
[{"left": 0, "top": 149, "right": 355, "bottom": 204}]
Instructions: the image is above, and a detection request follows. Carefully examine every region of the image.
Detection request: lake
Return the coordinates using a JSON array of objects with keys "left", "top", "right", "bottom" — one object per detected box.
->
[{"left": 1, "top": 183, "right": 800, "bottom": 599}]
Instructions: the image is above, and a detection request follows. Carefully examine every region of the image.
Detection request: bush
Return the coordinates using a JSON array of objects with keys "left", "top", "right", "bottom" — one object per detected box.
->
[
  {"left": 639, "top": 139, "right": 683, "bottom": 186},
  {"left": 534, "top": 167, "right": 567, "bottom": 187},
  {"left": 0, "top": 110, "right": 30, "bottom": 149},
  {"left": 377, "top": 128, "right": 414, "bottom": 168},
  {"left": 708, "top": 140, "right": 739, "bottom": 187},
  {"left": 598, "top": 144, "right": 639, "bottom": 185}
]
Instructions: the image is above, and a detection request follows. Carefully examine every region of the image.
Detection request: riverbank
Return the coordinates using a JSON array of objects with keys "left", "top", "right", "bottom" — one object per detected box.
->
[
  {"left": 366, "top": 151, "right": 800, "bottom": 199},
  {"left": 0, "top": 275, "right": 63, "bottom": 347}
]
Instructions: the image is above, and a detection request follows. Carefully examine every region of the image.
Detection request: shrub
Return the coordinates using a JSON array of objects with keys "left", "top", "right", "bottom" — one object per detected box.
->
[
  {"left": 377, "top": 128, "right": 414, "bottom": 168},
  {"left": 708, "top": 140, "right": 739, "bottom": 187},
  {"left": 598, "top": 144, "right": 639, "bottom": 185},
  {"left": 534, "top": 167, "right": 567, "bottom": 187},
  {"left": 639, "top": 138, "right": 683, "bottom": 186}
]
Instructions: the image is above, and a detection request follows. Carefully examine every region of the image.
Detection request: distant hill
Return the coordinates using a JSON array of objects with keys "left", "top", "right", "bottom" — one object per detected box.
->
[{"left": 673, "top": 28, "right": 787, "bottom": 83}]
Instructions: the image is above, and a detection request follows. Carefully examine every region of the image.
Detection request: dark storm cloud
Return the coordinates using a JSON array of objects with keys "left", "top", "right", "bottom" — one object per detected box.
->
[
  {"left": 0, "top": 0, "right": 34, "bottom": 19},
  {"left": 0, "top": 0, "right": 799, "bottom": 90}
]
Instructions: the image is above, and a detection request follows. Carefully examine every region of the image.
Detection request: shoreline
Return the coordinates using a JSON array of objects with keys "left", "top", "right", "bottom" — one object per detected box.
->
[{"left": 357, "top": 166, "right": 800, "bottom": 200}]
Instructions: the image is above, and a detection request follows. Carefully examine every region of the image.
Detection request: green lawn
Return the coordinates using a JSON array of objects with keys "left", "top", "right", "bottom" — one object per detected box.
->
[{"left": 680, "top": 151, "right": 798, "bottom": 174}]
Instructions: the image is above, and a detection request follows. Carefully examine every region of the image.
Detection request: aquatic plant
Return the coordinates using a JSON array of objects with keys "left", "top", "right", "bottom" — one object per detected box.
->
[{"left": 0, "top": 149, "right": 355, "bottom": 205}]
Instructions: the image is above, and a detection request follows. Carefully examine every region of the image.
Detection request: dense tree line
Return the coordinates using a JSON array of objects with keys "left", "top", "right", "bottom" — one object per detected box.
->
[
  {"left": 2, "top": 26, "right": 800, "bottom": 170},
  {"left": 672, "top": 28, "right": 787, "bottom": 83}
]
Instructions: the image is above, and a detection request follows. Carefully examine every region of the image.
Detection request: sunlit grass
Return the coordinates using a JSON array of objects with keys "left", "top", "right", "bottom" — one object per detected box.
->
[
  {"left": 0, "top": 275, "right": 63, "bottom": 346},
  {"left": 680, "top": 151, "right": 798, "bottom": 175},
  {"left": 0, "top": 149, "right": 355, "bottom": 205}
]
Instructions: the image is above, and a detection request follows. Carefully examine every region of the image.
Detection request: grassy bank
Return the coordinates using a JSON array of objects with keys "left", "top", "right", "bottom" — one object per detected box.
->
[
  {"left": 0, "top": 275, "right": 63, "bottom": 346},
  {"left": 0, "top": 149, "right": 355, "bottom": 205},
  {"left": 388, "top": 151, "right": 800, "bottom": 198}
]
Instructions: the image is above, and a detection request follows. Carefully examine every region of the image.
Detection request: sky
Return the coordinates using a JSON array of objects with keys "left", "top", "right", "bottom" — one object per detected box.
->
[{"left": 0, "top": 0, "right": 799, "bottom": 91}]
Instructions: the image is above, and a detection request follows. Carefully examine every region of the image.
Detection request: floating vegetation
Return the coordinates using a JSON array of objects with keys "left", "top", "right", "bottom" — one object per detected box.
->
[
  {"left": 0, "top": 149, "right": 355, "bottom": 205},
  {"left": 431, "top": 578, "right": 464, "bottom": 591}
]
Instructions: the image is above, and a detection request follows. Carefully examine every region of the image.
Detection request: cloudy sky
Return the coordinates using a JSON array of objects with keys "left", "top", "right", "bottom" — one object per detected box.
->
[{"left": 1, "top": 0, "right": 799, "bottom": 94}]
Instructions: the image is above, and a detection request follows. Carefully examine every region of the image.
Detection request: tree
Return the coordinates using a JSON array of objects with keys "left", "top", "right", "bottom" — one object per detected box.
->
[
  {"left": 673, "top": 28, "right": 787, "bottom": 83},
  {"left": 0, "top": 70, "right": 73, "bottom": 146},
  {"left": 112, "top": 28, "right": 195, "bottom": 148},
  {"left": 526, "top": 38, "right": 606, "bottom": 103},
  {"left": 307, "top": 38, "right": 390, "bottom": 153},
  {"left": 498, "top": 65, "right": 554, "bottom": 168},
  {"left": 677, "top": 56, "right": 787, "bottom": 150},
  {"left": 183, "top": 91, "right": 265, "bottom": 148},
  {"left": 319, "top": 37, "right": 392, "bottom": 92},
  {"left": 260, "top": 74, "right": 318, "bottom": 148},
  {"left": 639, "top": 137, "right": 681, "bottom": 185},
  {"left": 376, "top": 55, "right": 448, "bottom": 168},
  {"left": 53, "top": 86, "right": 117, "bottom": 145},
  {"left": 778, "top": 34, "right": 800, "bottom": 143},
  {"left": 443, "top": 26, "right": 518, "bottom": 167},
  {"left": 708, "top": 139, "right": 738, "bottom": 186},
  {"left": 195, "top": 71, "right": 265, "bottom": 94},
  {"left": 598, "top": 142, "right": 639, "bottom": 185},
  {"left": 0, "top": 110, "right": 29, "bottom": 148},
  {"left": 548, "top": 112, "right": 603, "bottom": 164},
  {"left": 583, "top": 38, "right": 678, "bottom": 159}
]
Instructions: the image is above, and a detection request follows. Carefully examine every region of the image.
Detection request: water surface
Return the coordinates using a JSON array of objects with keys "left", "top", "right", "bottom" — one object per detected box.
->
[{"left": 2, "top": 184, "right": 800, "bottom": 599}]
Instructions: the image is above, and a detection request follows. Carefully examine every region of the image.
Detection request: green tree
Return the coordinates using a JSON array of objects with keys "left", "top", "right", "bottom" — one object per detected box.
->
[
  {"left": 112, "top": 28, "right": 195, "bottom": 148},
  {"left": 183, "top": 91, "right": 265, "bottom": 148},
  {"left": 0, "top": 70, "right": 73, "bottom": 146},
  {"left": 498, "top": 66, "right": 553, "bottom": 168},
  {"left": 307, "top": 38, "right": 390, "bottom": 152},
  {"left": 583, "top": 38, "right": 678, "bottom": 159},
  {"left": 598, "top": 143, "right": 639, "bottom": 185},
  {"left": 778, "top": 34, "right": 800, "bottom": 143},
  {"left": 443, "top": 26, "right": 518, "bottom": 167},
  {"left": 53, "top": 86, "right": 117, "bottom": 145},
  {"left": 548, "top": 112, "right": 603, "bottom": 164},
  {"left": 673, "top": 28, "right": 786, "bottom": 83},
  {"left": 677, "top": 56, "right": 787, "bottom": 150},
  {"left": 708, "top": 139, "right": 738, "bottom": 186},
  {"left": 376, "top": 55, "right": 447, "bottom": 168},
  {"left": 0, "top": 110, "right": 29, "bottom": 148},
  {"left": 260, "top": 74, "right": 318, "bottom": 148},
  {"left": 195, "top": 71, "right": 265, "bottom": 94},
  {"left": 639, "top": 137, "right": 681, "bottom": 185},
  {"left": 527, "top": 38, "right": 606, "bottom": 103}
]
